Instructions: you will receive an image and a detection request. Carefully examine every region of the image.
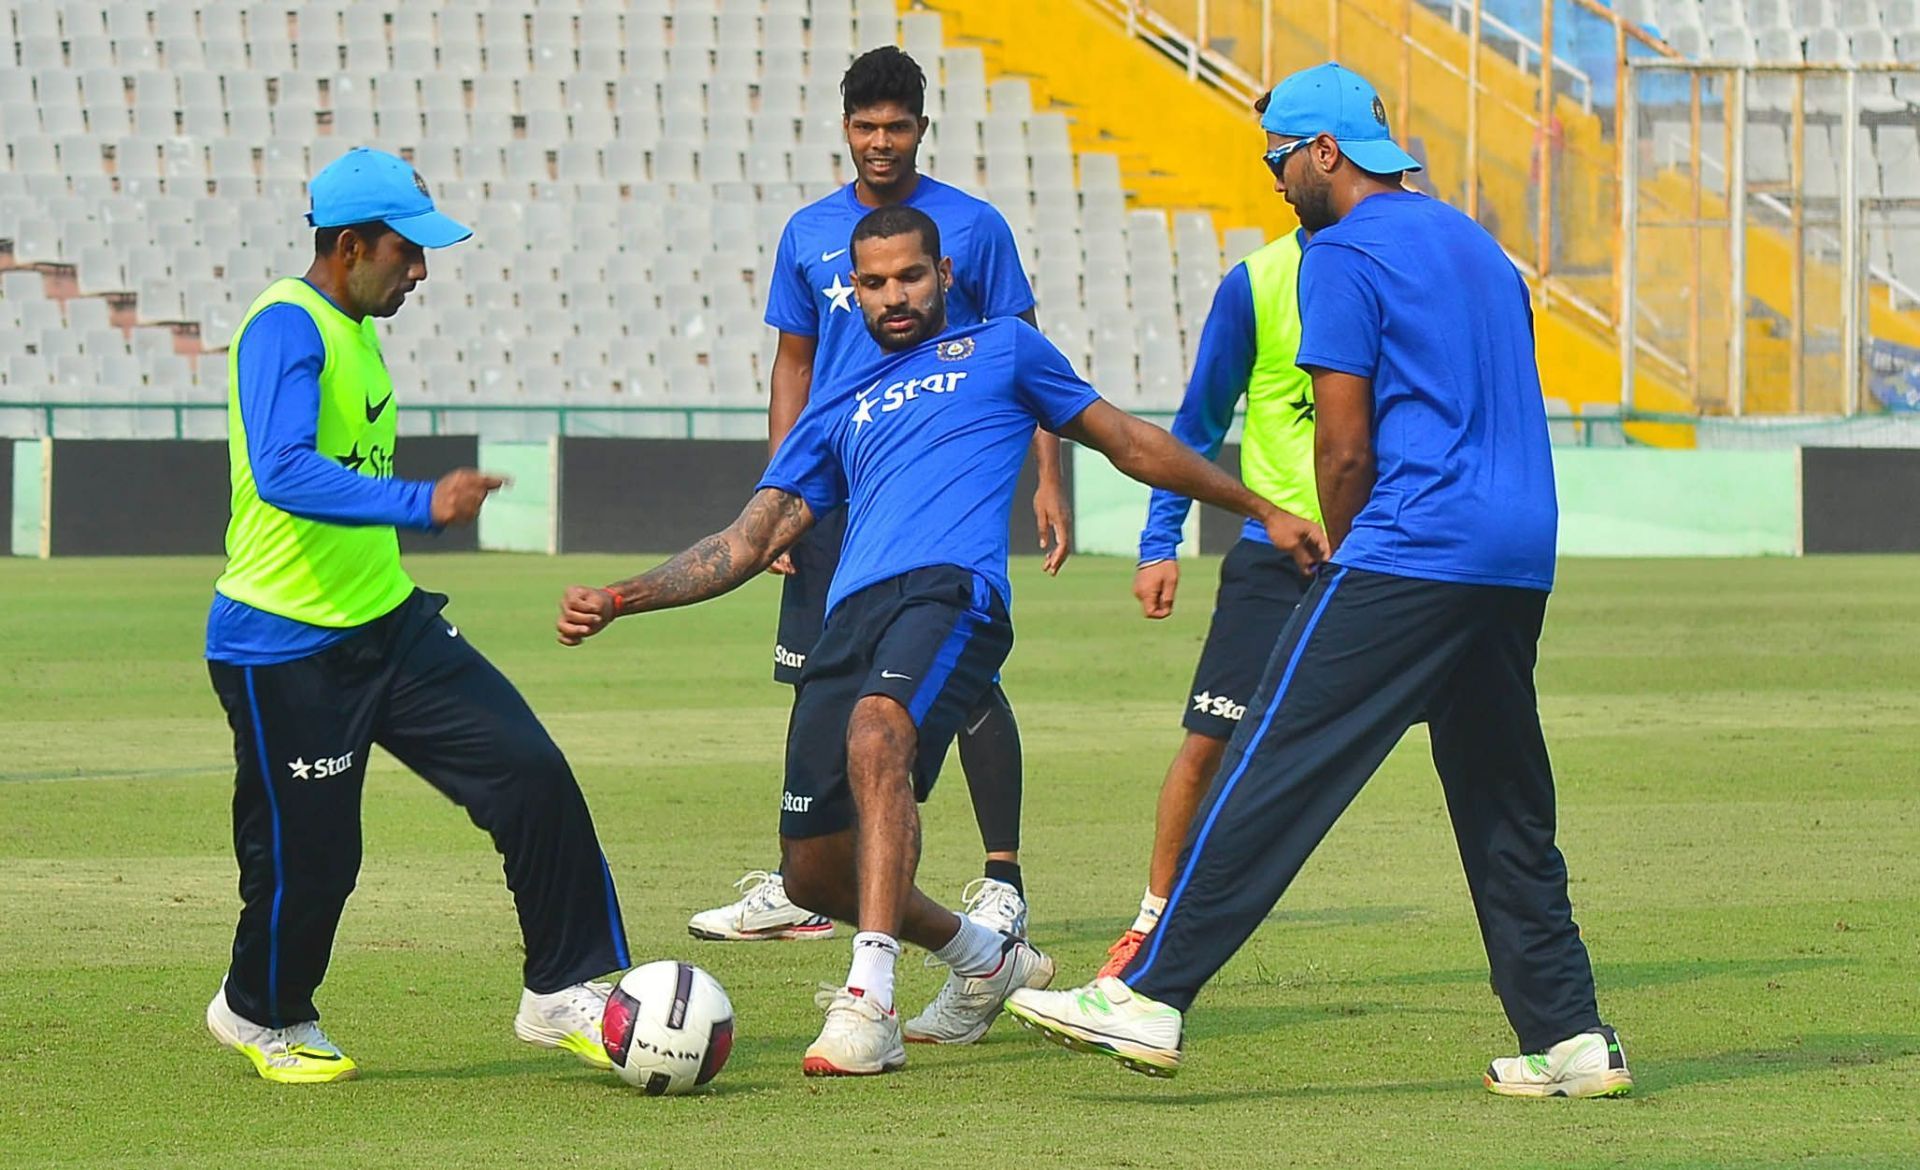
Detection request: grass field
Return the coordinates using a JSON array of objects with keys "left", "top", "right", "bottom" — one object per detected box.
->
[{"left": 1, "top": 553, "right": 1916, "bottom": 1169}]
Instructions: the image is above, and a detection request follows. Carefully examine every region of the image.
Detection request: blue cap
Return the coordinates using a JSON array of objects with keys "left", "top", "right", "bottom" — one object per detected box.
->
[
  {"left": 1260, "top": 63, "right": 1422, "bottom": 175},
  {"left": 306, "top": 147, "right": 472, "bottom": 248}
]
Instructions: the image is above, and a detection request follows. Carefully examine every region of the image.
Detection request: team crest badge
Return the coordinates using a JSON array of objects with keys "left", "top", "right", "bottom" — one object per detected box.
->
[
  {"left": 1371, "top": 96, "right": 1388, "bottom": 127},
  {"left": 412, "top": 169, "right": 430, "bottom": 195},
  {"left": 937, "top": 338, "right": 975, "bottom": 362}
]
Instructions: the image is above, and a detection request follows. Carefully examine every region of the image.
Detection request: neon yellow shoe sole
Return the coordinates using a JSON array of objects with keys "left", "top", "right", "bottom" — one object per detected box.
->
[
  {"left": 1003, "top": 998, "right": 1180, "bottom": 1079},
  {"left": 513, "top": 1019, "right": 612, "bottom": 1070},
  {"left": 1484, "top": 1069, "right": 1634, "bottom": 1099},
  {"left": 231, "top": 1041, "right": 359, "bottom": 1085}
]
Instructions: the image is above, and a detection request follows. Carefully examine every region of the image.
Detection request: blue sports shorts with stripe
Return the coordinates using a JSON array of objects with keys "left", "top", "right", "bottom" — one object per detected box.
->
[{"left": 778, "top": 565, "right": 1013, "bottom": 839}]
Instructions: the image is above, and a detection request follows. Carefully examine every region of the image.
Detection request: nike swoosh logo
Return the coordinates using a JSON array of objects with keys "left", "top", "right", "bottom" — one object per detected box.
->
[
  {"left": 446, "top": 625, "right": 459, "bottom": 638},
  {"left": 821, "top": 248, "right": 848, "bottom": 262},
  {"left": 880, "top": 671, "right": 912, "bottom": 681},
  {"left": 365, "top": 392, "right": 393, "bottom": 422}
]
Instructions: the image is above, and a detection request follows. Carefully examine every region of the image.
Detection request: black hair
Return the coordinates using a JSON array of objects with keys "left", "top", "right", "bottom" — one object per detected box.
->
[
  {"left": 842, "top": 46, "right": 926, "bottom": 117},
  {"left": 1253, "top": 91, "right": 1271, "bottom": 115},
  {"left": 313, "top": 219, "right": 393, "bottom": 256},
  {"left": 850, "top": 204, "right": 941, "bottom": 265}
]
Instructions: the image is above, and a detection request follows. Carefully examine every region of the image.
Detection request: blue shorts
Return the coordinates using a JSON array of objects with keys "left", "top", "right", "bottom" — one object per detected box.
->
[
  {"left": 773, "top": 505, "right": 846, "bottom": 684},
  {"left": 779, "top": 566, "right": 1013, "bottom": 839},
  {"left": 1183, "top": 539, "right": 1311, "bottom": 738}
]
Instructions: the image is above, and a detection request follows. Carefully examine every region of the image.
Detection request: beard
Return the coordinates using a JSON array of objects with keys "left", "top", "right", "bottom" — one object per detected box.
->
[
  {"left": 1288, "top": 185, "right": 1338, "bottom": 232},
  {"left": 865, "top": 296, "right": 947, "bottom": 352}
]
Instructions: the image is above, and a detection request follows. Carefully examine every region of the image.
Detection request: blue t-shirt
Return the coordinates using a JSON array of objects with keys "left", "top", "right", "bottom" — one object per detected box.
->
[
  {"left": 1294, "top": 192, "right": 1557, "bottom": 591},
  {"left": 758, "top": 318, "right": 1099, "bottom": 616},
  {"left": 205, "top": 286, "right": 438, "bottom": 665},
  {"left": 764, "top": 176, "right": 1035, "bottom": 413},
  {"left": 1138, "top": 259, "right": 1269, "bottom": 562}
]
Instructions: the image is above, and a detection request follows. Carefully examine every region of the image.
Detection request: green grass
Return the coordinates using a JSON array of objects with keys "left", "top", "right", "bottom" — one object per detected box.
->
[{"left": 1, "top": 554, "right": 1916, "bottom": 1169}]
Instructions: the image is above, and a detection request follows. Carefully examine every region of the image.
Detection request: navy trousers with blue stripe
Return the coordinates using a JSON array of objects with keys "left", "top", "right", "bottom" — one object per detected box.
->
[
  {"left": 1122, "top": 566, "right": 1603, "bottom": 1054},
  {"left": 208, "top": 590, "right": 630, "bottom": 1028}
]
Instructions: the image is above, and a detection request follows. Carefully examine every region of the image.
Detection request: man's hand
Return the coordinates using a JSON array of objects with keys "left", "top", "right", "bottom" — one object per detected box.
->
[
  {"left": 766, "top": 552, "right": 796, "bottom": 576},
  {"left": 1133, "top": 560, "right": 1179, "bottom": 619},
  {"left": 1262, "top": 510, "right": 1330, "bottom": 574},
  {"left": 556, "top": 586, "right": 617, "bottom": 646},
  {"left": 1033, "top": 480, "right": 1073, "bottom": 576},
  {"left": 431, "top": 469, "right": 507, "bottom": 527}
]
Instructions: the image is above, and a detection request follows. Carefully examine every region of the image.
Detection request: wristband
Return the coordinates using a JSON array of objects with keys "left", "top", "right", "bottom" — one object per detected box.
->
[{"left": 603, "top": 588, "right": 624, "bottom": 616}]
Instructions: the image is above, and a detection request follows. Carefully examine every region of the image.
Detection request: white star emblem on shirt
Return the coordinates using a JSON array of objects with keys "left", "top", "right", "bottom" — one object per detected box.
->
[
  {"left": 288, "top": 757, "right": 312, "bottom": 780},
  {"left": 851, "top": 394, "right": 875, "bottom": 432},
  {"left": 821, "top": 273, "right": 857, "bottom": 313},
  {"left": 1191, "top": 691, "right": 1212, "bottom": 713}
]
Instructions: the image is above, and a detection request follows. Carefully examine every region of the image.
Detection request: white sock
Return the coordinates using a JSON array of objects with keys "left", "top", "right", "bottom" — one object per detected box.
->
[
  {"left": 846, "top": 932, "right": 900, "bottom": 1012},
  {"left": 1130, "top": 891, "right": 1168, "bottom": 936},
  {"left": 932, "top": 913, "right": 1007, "bottom": 979}
]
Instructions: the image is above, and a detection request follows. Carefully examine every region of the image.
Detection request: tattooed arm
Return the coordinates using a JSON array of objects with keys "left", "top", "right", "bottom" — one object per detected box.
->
[{"left": 556, "top": 488, "right": 817, "bottom": 645}]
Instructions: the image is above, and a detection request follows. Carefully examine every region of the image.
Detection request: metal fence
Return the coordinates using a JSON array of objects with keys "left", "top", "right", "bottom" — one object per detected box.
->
[
  {"left": 1084, "top": 1, "right": 1669, "bottom": 398},
  {"left": 1622, "top": 60, "right": 1920, "bottom": 417}
]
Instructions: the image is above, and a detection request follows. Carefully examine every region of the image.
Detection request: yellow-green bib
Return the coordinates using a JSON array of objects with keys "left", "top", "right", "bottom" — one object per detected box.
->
[
  {"left": 1241, "top": 233, "right": 1322, "bottom": 525},
  {"left": 214, "top": 278, "right": 414, "bottom": 627}
]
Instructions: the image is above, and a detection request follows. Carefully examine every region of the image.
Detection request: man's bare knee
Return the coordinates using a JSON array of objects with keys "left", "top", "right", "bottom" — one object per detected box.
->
[
  {"left": 846, "top": 694, "right": 917, "bottom": 788},
  {"left": 780, "top": 834, "right": 856, "bottom": 918},
  {"left": 1173, "top": 730, "right": 1229, "bottom": 786}
]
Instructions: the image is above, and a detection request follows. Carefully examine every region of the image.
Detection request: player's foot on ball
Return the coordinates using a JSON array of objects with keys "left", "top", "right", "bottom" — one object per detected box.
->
[
  {"left": 205, "top": 984, "right": 359, "bottom": 1084},
  {"left": 514, "top": 980, "right": 615, "bottom": 1069},
  {"left": 802, "top": 987, "right": 906, "bottom": 1076},
  {"left": 961, "top": 876, "right": 1028, "bottom": 938},
  {"left": 687, "top": 870, "right": 836, "bottom": 941},
  {"left": 1485, "top": 1025, "right": 1633, "bottom": 1099},
  {"left": 1095, "top": 928, "right": 1149, "bottom": 980},
  {"left": 1004, "top": 976, "right": 1183, "bottom": 1078},
  {"left": 904, "top": 936, "right": 1055, "bottom": 1044}
]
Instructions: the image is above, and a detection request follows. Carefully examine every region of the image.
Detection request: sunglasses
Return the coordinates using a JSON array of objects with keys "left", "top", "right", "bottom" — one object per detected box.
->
[{"left": 1263, "top": 134, "right": 1320, "bottom": 181}]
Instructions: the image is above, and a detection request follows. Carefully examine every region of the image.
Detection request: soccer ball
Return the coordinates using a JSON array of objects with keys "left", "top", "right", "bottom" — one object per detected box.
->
[{"left": 601, "top": 961, "right": 735, "bottom": 1095}]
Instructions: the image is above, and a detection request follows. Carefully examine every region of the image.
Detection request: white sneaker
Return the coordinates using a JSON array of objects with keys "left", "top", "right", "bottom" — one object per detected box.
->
[
  {"left": 904, "top": 936, "right": 1055, "bottom": 1044},
  {"left": 961, "top": 877, "right": 1028, "bottom": 938},
  {"left": 205, "top": 984, "right": 358, "bottom": 1084},
  {"left": 1004, "top": 976, "right": 1184, "bottom": 1078},
  {"left": 514, "top": 981, "right": 615, "bottom": 1070},
  {"left": 1486, "top": 1025, "right": 1634, "bottom": 1098},
  {"left": 801, "top": 986, "right": 907, "bottom": 1076},
  {"left": 687, "top": 870, "right": 836, "bottom": 941}
]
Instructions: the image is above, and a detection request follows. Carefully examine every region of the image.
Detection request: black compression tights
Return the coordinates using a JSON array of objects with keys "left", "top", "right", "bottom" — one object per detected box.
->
[{"left": 956, "top": 682, "right": 1022, "bottom": 855}]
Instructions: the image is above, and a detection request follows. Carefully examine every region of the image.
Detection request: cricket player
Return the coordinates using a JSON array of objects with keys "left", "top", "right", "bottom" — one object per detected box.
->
[
  {"left": 202, "top": 148, "right": 630, "bottom": 1084},
  {"left": 1007, "top": 64, "right": 1634, "bottom": 1099},
  {"left": 1098, "top": 94, "right": 1319, "bottom": 980},
  {"left": 690, "top": 47, "right": 1063, "bottom": 1043},
  {"left": 556, "top": 205, "right": 1325, "bottom": 1077}
]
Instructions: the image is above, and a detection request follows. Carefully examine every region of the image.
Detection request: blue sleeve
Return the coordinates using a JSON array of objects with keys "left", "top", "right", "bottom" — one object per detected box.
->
[
  {"left": 965, "top": 205, "right": 1037, "bottom": 320},
  {"left": 1139, "top": 263, "right": 1257, "bottom": 562},
  {"left": 756, "top": 404, "right": 846, "bottom": 515},
  {"left": 1011, "top": 322, "right": 1099, "bottom": 429},
  {"left": 1294, "top": 243, "right": 1381, "bottom": 379},
  {"left": 236, "top": 305, "right": 437, "bottom": 530},
  {"left": 764, "top": 217, "right": 820, "bottom": 337}
]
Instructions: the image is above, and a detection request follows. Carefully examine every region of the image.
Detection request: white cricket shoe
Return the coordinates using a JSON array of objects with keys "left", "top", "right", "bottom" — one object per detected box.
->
[
  {"left": 514, "top": 980, "right": 614, "bottom": 1069},
  {"left": 904, "top": 936, "right": 1055, "bottom": 1044},
  {"left": 687, "top": 870, "right": 836, "bottom": 941},
  {"left": 1004, "top": 976, "right": 1184, "bottom": 1077},
  {"left": 961, "top": 877, "right": 1028, "bottom": 938},
  {"left": 1485, "top": 1025, "right": 1634, "bottom": 1098},
  {"left": 801, "top": 986, "right": 907, "bottom": 1076},
  {"left": 205, "top": 984, "right": 358, "bottom": 1084}
]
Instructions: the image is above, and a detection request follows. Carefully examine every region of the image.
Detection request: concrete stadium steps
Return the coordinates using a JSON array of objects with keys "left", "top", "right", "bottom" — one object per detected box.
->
[{"left": 1, "top": 0, "right": 1277, "bottom": 438}]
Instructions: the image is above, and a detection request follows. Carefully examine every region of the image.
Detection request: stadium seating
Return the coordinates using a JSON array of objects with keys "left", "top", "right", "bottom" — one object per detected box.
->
[{"left": 0, "top": 0, "right": 1266, "bottom": 440}]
